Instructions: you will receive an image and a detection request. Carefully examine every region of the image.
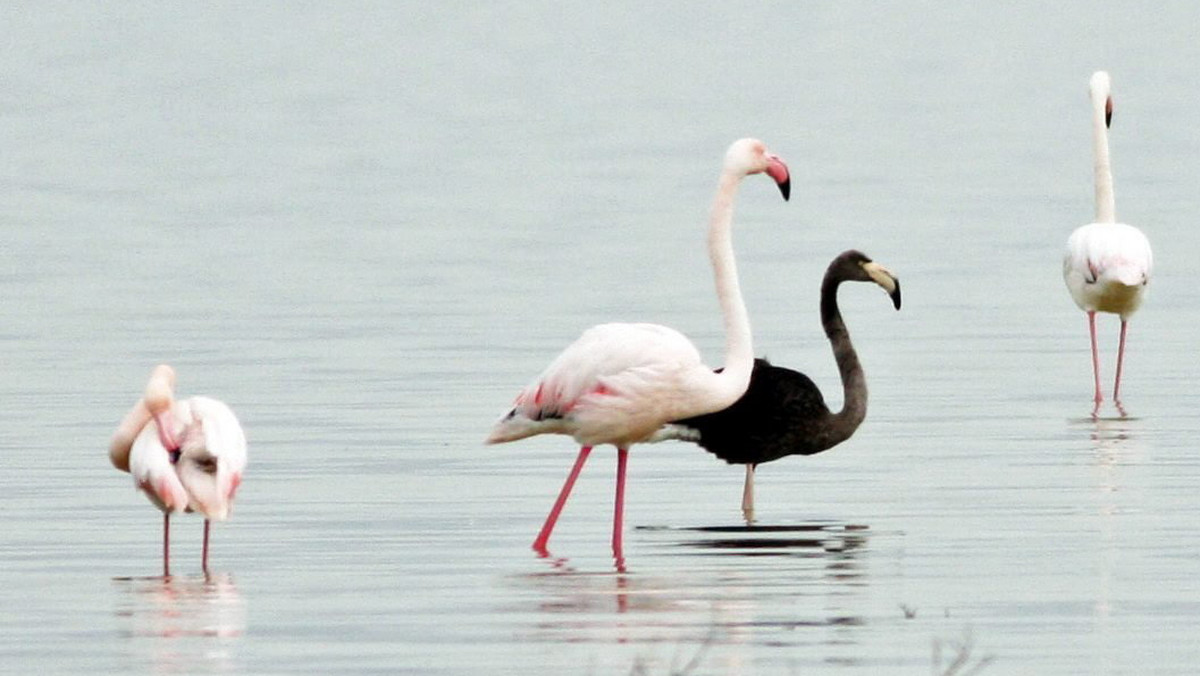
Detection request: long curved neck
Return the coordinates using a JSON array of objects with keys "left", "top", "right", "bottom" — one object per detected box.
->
[
  {"left": 1093, "top": 98, "right": 1115, "bottom": 223},
  {"left": 820, "top": 272, "right": 867, "bottom": 434},
  {"left": 109, "top": 399, "right": 152, "bottom": 472},
  {"left": 705, "top": 171, "right": 754, "bottom": 409}
]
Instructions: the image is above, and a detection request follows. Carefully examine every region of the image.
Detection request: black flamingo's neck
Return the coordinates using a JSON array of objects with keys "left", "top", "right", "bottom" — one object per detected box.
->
[{"left": 820, "top": 267, "right": 867, "bottom": 442}]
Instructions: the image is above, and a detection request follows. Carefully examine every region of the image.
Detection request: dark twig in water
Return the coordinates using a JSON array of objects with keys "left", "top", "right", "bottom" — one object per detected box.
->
[
  {"left": 628, "top": 625, "right": 718, "bottom": 676},
  {"left": 669, "top": 627, "right": 716, "bottom": 675},
  {"left": 932, "top": 627, "right": 995, "bottom": 676}
]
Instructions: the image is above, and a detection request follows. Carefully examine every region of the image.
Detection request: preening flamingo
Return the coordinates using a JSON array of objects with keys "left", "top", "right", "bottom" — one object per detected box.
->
[
  {"left": 1063, "top": 71, "right": 1152, "bottom": 416},
  {"left": 487, "top": 138, "right": 790, "bottom": 560},
  {"left": 110, "top": 365, "right": 247, "bottom": 576},
  {"left": 662, "top": 250, "right": 900, "bottom": 522}
]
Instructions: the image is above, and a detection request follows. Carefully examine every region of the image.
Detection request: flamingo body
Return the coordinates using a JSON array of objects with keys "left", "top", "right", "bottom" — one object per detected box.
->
[
  {"left": 1063, "top": 222, "right": 1151, "bottom": 318},
  {"left": 667, "top": 358, "right": 834, "bottom": 465},
  {"left": 488, "top": 322, "right": 738, "bottom": 448},
  {"left": 128, "top": 396, "right": 247, "bottom": 522}
]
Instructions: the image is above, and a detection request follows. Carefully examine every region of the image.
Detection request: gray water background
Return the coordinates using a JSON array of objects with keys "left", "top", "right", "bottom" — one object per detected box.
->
[{"left": 3, "top": 3, "right": 1200, "bottom": 673}]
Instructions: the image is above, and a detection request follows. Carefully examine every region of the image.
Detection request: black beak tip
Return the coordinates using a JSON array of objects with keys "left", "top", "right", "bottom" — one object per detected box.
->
[{"left": 778, "top": 178, "right": 791, "bottom": 201}]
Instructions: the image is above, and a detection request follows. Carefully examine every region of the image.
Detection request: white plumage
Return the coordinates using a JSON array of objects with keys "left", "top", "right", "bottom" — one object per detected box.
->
[
  {"left": 488, "top": 322, "right": 726, "bottom": 448},
  {"left": 127, "top": 395, "right": 247, "bottom": 522},
  {"left": 1063, "top": 222, "right": 1152, "bottom": 317}
]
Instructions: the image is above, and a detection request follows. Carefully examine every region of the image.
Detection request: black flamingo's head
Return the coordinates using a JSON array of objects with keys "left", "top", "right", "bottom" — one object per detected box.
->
[{"left": 832, "top": 250, "right": 901, "bottom": 310}]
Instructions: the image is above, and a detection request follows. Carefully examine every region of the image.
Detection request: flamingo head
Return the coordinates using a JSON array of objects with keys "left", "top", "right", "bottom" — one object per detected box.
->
[
  {"left": 836, "top": 250, "right": 902, "bottom": 310},
  {"left": 1090, "top": 71, "right": 1112, "bottom": 128},
  {"left": 143, "top": 364, "right": 177, "bottom": 416},
  {"left": 175, "top": 412, "right": 241, "bottom": 522},
  {"left": 725, "top": 138, "right": 790, "bottom": 200},
  {"left": 143, "top": 364, "right": 183, "bottom": 452}
]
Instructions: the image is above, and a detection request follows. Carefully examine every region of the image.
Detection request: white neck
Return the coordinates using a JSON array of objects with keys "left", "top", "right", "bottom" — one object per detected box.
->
[
  {"left": 702, "top": 171, "right": 755, "bottom": 410},
  {"left": 1093, "top": 97, "right": 1115, "bottom": 223}
]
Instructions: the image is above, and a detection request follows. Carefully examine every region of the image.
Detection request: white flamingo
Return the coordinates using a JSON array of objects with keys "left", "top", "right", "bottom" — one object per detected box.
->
[
  {"left": 1063, "top": 71, "right": 1153, "bottom": 416},
  {"left": 110, "top": 365, "right": 247, "bottom": 575},
  {"left": 486, "top": 138, "right": 790, "bottom": 560}
]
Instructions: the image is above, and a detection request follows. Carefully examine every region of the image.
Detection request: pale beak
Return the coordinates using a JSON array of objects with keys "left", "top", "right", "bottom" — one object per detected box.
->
[{"left": 863, "top": 261, "right": 901, "bottom": 310}]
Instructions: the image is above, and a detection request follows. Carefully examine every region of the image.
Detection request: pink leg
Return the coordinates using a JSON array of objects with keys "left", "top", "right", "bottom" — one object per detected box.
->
[
  {"left": 612, "top": 448, "right": 628, "bottom": 558},
  {"left": 532, "top": 446, "right": 592, "bottom": 554},
  {"left": 1088, "top": 311, "right": 1103, "bottom": 415},
  {"left": 162, "top": 512, "right": 171, "bottom": 577},
  {"left": 202, "top": 519, "right": 211, "bottom": 574},
  {"left": 1113, "top": 320, "right": 1129, "bottom": 407}
]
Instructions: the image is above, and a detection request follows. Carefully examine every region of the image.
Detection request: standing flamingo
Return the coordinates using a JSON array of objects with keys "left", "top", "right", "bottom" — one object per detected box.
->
[
  {"left": 109, "top": 365, "right": 247, "bottom": 576},
  {"left": 1063, "top": 71, "right": 1153, "bottom": 417},
  {"left": 486, "top": 138, "right": 790, "bottom": 560},
  {"left": 661, "top": 250, "right": 900, "bottom": 522}
]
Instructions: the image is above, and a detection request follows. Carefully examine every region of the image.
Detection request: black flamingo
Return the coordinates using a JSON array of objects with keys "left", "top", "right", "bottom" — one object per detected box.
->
[{"left": 665, "top": 250, "right": 901, "bottom": 522}]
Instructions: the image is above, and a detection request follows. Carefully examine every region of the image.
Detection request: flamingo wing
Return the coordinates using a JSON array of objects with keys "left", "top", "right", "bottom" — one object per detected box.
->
[
  {"left": 189, "top": 397, "right": 248, "bottom": 476},
  {"left": 174, "top": 397, "right": 247, "bottom": 522},
  {"left": 128, "top": 413, "right": 189, "bottom": 514},
  {"left": 487, "top": 322, "right": 707, "bottom": 446}
]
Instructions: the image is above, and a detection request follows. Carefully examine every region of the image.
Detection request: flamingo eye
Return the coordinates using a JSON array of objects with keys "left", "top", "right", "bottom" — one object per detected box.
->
[{"left": 194, "top": 456, "right": 219, "bottom": 475}]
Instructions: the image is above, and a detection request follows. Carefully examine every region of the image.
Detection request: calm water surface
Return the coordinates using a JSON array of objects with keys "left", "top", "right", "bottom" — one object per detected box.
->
[{"left": 3, "top": 4, "right": 1200, "bottom": 674}]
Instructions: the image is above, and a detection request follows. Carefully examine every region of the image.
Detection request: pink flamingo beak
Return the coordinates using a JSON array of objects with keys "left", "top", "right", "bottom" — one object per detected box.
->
[
  {"left": 765, "top": 154, "right": 790, "bottom": 201},
  {"left": 152, "top": 411, "right": 181, "bottom": 454}
]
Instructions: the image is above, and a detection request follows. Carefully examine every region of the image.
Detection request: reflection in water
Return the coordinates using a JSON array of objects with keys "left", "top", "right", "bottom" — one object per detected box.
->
[
  {"left": 1086, "top": 416, "right": 1136, "bottom": 458},
  {"left": 112, "top": 573, "right": 244, "bottom": 674},
  {"left": 511, "top": 522, "right": 872, "bottom": 670},
  {"left": 1078, "top": 416, "right": 1142, "bottom": 640},
  {"left": 672, "top": 523, "right": 869, "bottom": 557}
]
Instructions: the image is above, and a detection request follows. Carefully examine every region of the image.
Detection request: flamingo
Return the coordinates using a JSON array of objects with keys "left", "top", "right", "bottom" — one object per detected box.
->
[
  {"left": 486, "top": 138, "right": 790, "bottom": 560},
  {"left": 1063, "top": 71, "right": 1153, "bottom": 417},
  {"left": 109, "top": 365, "right": 247, "bottom": 576},
  {"left": 661, "top": 250, "right": 901, "bottom": 522}
]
